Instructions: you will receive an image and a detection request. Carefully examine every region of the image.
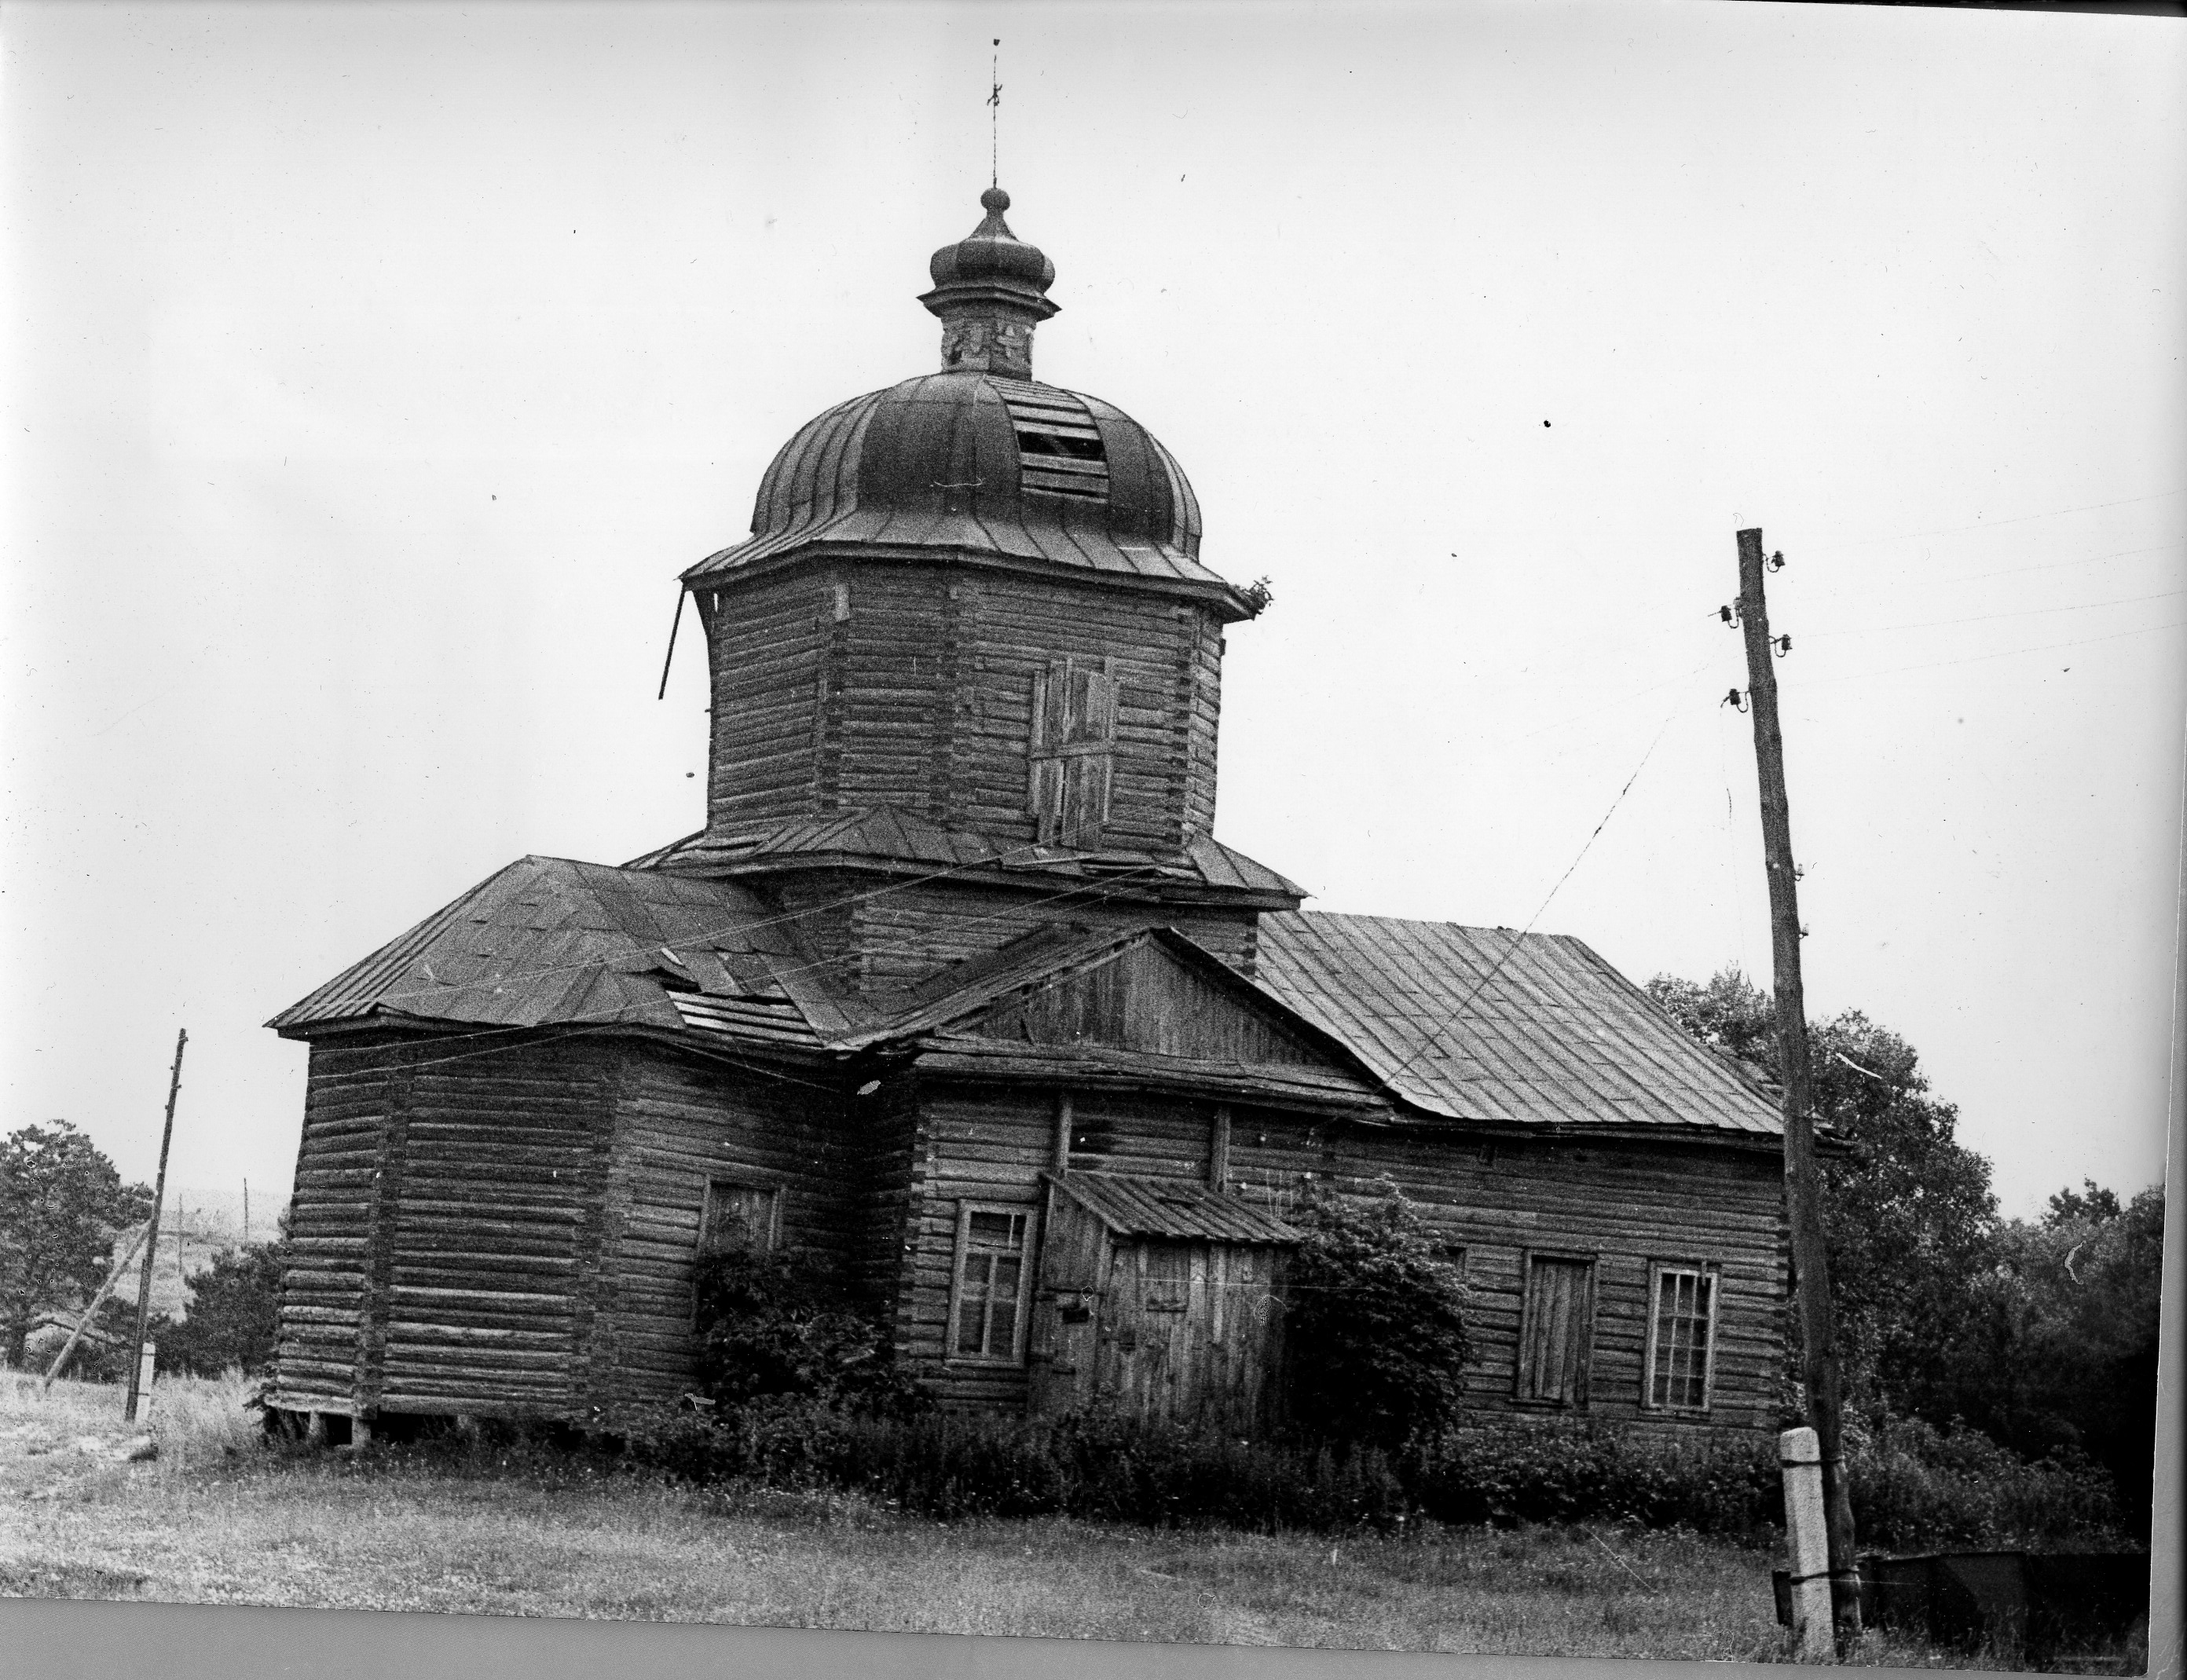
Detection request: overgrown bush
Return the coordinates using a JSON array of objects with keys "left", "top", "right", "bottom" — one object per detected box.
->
[
  {"left": 153, "top": 1238, "right": 287, "bottom": 1377},
  {"left": 608, "top": 1398, "right": 1409, "bottom": 1530},
  {"left": 1845, "top": 1410, "right": 2128, "bottom": 1551},
  {"left": 601, "top": 1398, "right": 2126, "bottom": 1549},
  {"left": 1401, "top": 1420, "right": 1780, "bottom": 1534},
  {"left": 691, "top": 1250, "right": 921, "bottom": 1418},
  {"left": 1283, "top": 1179, "right": 1471, "bottom": 1450}
]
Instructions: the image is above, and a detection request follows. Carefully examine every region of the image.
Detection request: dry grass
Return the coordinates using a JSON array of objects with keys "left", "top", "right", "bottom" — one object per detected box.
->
[{"left": 0, "top": 1374, "right": 2145, "bottom": 1667}]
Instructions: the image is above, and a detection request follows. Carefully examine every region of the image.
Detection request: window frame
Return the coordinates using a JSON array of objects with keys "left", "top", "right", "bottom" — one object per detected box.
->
[
  {"left": 1513, "top": 1247, "right": 1598, "bottom": 1410},
  {"left": 1641, "top": 1258, "right": 1722, "bottom": 1415},
  {"left": 698, "top": 1173, "right": 782, "bottom": 1259},
  {"left": 946, "top": 1201, "right": 1037, "bottom": 1367}
]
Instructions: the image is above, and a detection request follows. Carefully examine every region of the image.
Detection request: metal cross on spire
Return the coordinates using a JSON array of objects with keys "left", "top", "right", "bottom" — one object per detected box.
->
[{"left": 988, "top": 38, "right": 1001, "bottom": 188}]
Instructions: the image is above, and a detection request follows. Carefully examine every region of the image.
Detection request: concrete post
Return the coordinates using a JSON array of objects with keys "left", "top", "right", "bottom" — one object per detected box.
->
[
  {"left": 134, "top": 1343, "right": 157, "bottom": 1422},
  {"left": 1780, "top": 1426, "right": 1834, "bottom": 1659}
]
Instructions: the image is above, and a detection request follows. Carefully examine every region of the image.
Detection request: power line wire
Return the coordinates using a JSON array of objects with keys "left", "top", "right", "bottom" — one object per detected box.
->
[
  {"left": 1381, "top": 708, "right": 1679, "bottom": 1087},
  {"left": 1801, "top": 586, "right": 2185, "bottom": 640}
]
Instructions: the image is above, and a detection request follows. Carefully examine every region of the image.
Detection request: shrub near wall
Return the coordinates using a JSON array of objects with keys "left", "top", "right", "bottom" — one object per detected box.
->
[{"left": 606, "top": 1402, "right": 2129, "bottom": 1550}]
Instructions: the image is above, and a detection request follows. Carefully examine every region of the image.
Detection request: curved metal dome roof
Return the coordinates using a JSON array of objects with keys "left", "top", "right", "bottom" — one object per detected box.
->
[
  {"left": 687, "top": 190, "right": 1254, "bottom": 615},
  {"left": 687, "top": 372, "right": 1244, "bottom": 601}
]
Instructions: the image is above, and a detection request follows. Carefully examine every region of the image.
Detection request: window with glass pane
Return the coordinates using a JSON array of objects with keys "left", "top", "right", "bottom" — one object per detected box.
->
[
  {"left": 701, "top": 1180, "right": 776, "bottom": 1256},
  {"left": 1648, "top": 1265, "right": 1716, "bottom": 1410},
  {"left": 953, "top": 1207, "right": 1029, "bottom": 1360}
]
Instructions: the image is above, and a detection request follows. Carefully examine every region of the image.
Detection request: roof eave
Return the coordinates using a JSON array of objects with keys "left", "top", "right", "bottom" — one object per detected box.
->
[{"left": 680, "top": 540, "right": 1260, "bottom": 620}]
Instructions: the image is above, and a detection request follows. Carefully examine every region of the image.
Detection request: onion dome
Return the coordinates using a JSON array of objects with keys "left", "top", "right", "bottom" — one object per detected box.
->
[
  {"left": 920, "top": 188, "right": 1057, "bottom": 382},
  {"left": 686, "top": 191, "right": 1257, "bottom": 617}
]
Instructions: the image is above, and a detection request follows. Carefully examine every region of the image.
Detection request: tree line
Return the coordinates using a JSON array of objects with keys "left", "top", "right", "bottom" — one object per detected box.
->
[
  {"left": 0, "top": 1119, "right": 284, "bottom": 1379},
  {"left": 1647, "top": 968, "right": 2165, "bottom": 1535}
]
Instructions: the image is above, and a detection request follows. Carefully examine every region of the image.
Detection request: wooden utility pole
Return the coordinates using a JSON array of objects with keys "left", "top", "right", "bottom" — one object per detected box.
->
[
  {"left": 1735, "top": 529, "right": 1861, "bottom": 1644},
  {"left": 124, "top": 1029, "right": 187, "bottom": 1424}
]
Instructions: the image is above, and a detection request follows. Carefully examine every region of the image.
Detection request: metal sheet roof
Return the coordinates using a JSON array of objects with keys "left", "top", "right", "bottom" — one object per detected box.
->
[
  {"left": 626, "top": 810, "right": 1303, "bottom": 901},
  {"left": 1253, "top": 912, "right": 1782, "bottom": 1137},
  {"left": 1045, "top": 1171, "right": 1301, "bottom": 1245},
  {"left": 268, "top": 856, "right": 844, "bottom": 1046},
  {"left": 682, "top": 373, "right": 1245, "bottom": 613}
]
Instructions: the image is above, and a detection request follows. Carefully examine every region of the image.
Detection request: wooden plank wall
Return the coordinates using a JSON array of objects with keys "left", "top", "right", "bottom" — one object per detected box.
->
[
  {"left": 1226, "top": 1111, "right": 1787, "bottom": 1433},
  {"left": 973, "top": 942, "right": 1323, "bottom": 1064},
  {"left": 897, "top": 1084, "right": 1053, "bottom": 1408},
  {"left": 905, "top": 1082, "right": 1784, "bottom": 1433},
  {"left": 592, "top": 1047, "right": 863, "bottom": 1402},
  {"left": 699, "top": 561, "right": 1225, "bottom": 851},
  {"left": 1089, "top": 1239, "right": 1284, "bottom": 1436},
  {"left": 849, "top": 879, "right": 1259, "bottom": 994}
]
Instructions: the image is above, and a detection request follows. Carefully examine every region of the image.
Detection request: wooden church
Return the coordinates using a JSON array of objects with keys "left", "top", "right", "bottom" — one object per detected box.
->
[{"left": 266, "top": 188, "right": 1789, "bottom": 1444}]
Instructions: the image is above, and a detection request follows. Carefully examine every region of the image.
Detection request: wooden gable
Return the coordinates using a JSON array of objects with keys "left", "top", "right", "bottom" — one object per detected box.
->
[{"left": 958, "top": 936, "right": 1352, "bottom": 1075}]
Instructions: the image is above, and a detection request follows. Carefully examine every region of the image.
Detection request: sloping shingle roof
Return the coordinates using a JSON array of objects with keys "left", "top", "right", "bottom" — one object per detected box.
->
[{"left": 1253, "top": 911, "right": 1780, "bottom": 1137}]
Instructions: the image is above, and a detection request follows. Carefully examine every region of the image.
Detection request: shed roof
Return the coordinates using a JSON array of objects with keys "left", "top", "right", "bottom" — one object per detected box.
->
[
  {"left": 1044, "top": 1171, "right": 1301, "bottom": 1246},
  {"left": 1252, "top": 912, "right": 1782, "bottom": 1136}
]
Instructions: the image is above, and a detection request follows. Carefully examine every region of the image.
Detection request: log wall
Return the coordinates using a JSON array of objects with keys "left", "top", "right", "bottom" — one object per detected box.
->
[
  {"left": 589, "top": 1046, "right": 868, "bottom": 1403},
  {"left": 271, "top": 1036, "right": 617, "bottom": 1419},
  {"left": 272, "top": 1039, "right": 400, "bottom": 1411},
  {"left": 700, "top": 562, "right": 1225, "bottom": 851},
  {"left": 899, "top": 1080, "right": 1785, "bottom": 1433},
  {"left": 272, "top": 1034, "right": 891, "bottom": 1419},
  {"left": 1227, "top": 1113, "right": 1789, "bottom": 1433},
  {"left": 846, "top": 878, "right": 1260, "bottom": 994}
]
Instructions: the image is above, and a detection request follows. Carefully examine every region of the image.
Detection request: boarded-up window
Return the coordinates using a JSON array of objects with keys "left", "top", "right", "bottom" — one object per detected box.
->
[
  {"left": 700, "top": 1180, "right": 778, "bottom": 1256},
  {"left": 1028, "top": 660, "right": 1119, "bottom": 849},
  {"left": 951, "top": 1206, "right": 1032, "bottom": 1362},
  {"left": 1516, "top": 1253, "right": 1595, "bottom": 1406},
  {"left": 1645, "top": 1263, "right": 1718, "bottom": 1411}
]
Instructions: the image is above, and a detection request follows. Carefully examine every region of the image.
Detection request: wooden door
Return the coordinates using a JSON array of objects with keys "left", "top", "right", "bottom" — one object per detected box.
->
[
  {"left": 1027, "top": 1185, "right": 1106, "bottom": 1416},
  {"left": 1516, "top": 1254, "right": 1596, "bottom": 1407}
]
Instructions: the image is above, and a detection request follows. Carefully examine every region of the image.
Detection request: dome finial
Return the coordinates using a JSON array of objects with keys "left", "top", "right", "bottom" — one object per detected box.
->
[{"left": 921, "top": 187, "right": 1057, "bottom": 381}]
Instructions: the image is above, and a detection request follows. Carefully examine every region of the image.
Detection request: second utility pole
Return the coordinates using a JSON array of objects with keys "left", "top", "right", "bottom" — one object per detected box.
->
[
  {"left": 124, "top": 1028, "right": 187, "bottom": 1425},
  {"left": 1736, "top": 529, "right": 1861, "bottom": 1645}
]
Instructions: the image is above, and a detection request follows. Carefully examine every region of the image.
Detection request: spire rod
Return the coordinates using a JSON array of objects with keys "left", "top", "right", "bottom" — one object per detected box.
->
[{"left": 988, "top": 39, "right": 1001, "bottom": 190}]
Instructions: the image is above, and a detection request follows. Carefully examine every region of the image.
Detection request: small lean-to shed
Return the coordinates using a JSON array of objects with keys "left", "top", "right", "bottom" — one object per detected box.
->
[{"left": 1027, "top": 1171, "right": 1299, "bottom": 1435}]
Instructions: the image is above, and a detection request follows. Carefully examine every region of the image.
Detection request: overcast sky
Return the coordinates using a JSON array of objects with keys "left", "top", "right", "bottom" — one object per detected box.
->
[{"left": 5, "top": 0, "right": 2182, "bottom": 1219}]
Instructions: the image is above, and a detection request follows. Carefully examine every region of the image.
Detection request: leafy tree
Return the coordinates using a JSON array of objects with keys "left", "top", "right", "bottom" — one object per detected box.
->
[
  {"left": 1943, "top": 1184, "right": 2164, "bottom": 1535},
  {"left": 2045, "top": 1178, "right": 2122, "bottom": 1225},
  {"left": 1647, "top": 968, "right": 2166, "bottom": 1537},
  {"left": 153, "top": 1235, "right": 289, "bottom": 1377},
  {"left": 0, "top": 1121, "right": 152, "bottom": 1367},
  {"left": 1283, "top": 1178, "right": 1472, "bottom": 1451},
  {"left": 1645, "top": 969, "right": 1998, "bottom": 1417}
]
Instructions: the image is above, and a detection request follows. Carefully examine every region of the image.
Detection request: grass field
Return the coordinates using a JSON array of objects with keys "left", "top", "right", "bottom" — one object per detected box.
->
[{"left": 0, "top": 1371, "right": 2145, "bottom": 1667}]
